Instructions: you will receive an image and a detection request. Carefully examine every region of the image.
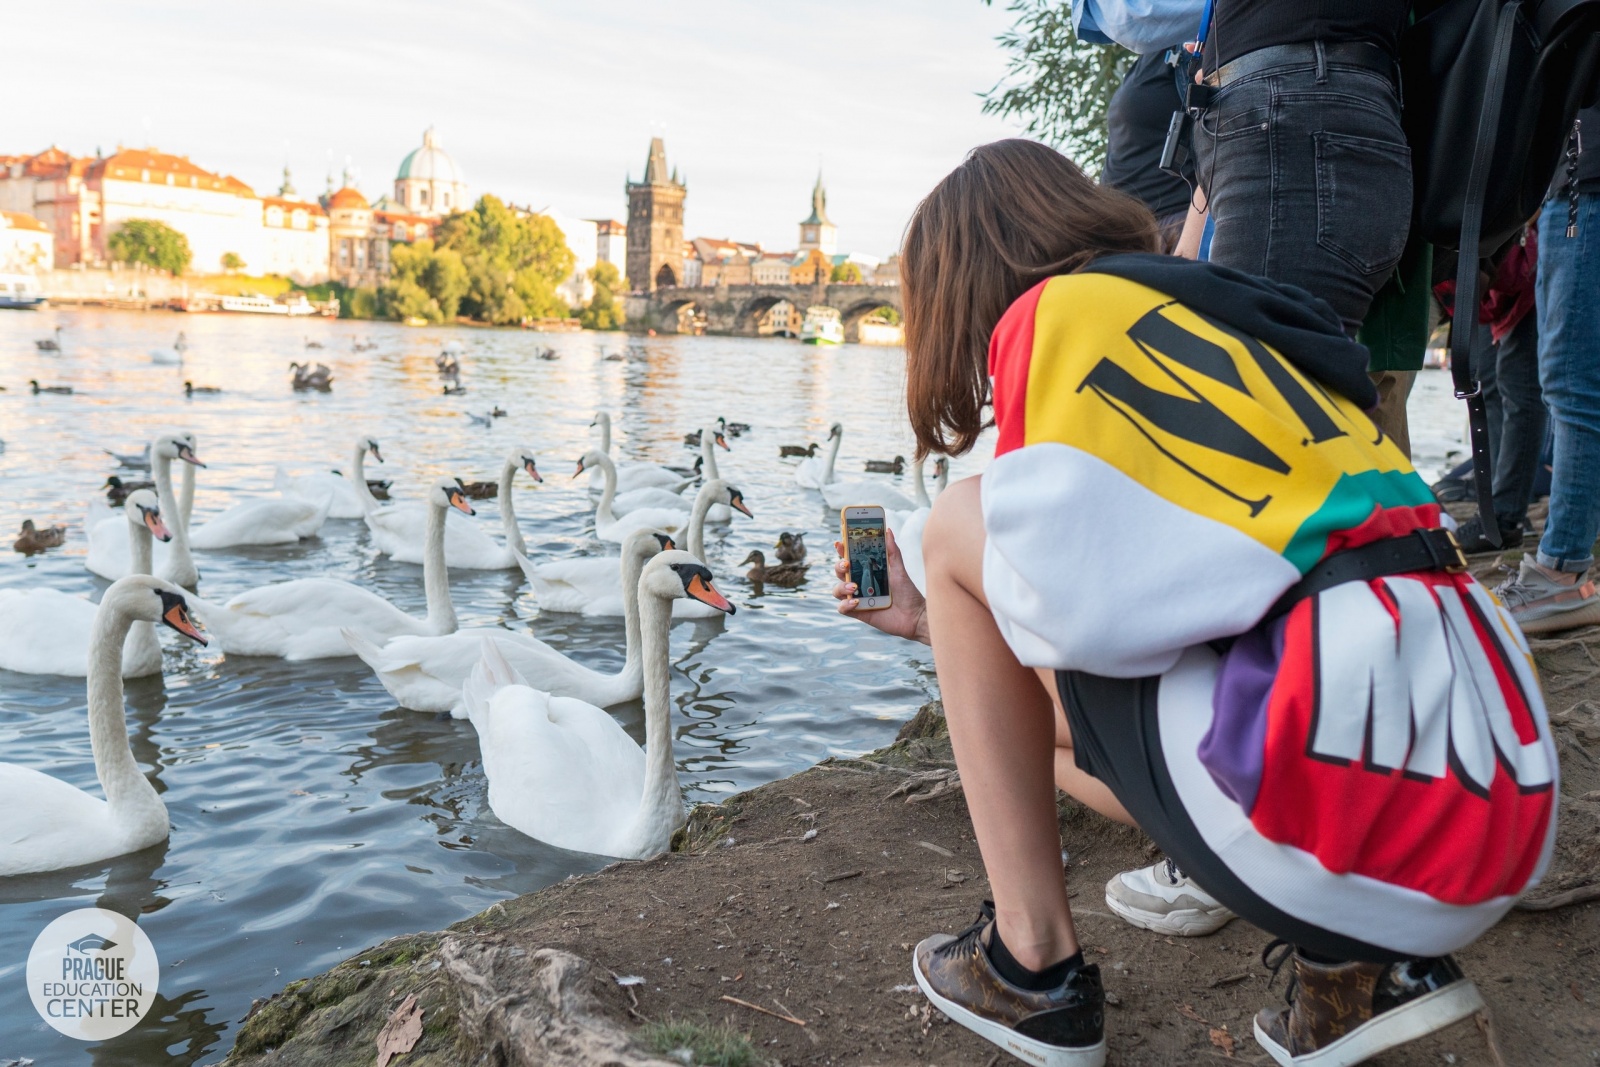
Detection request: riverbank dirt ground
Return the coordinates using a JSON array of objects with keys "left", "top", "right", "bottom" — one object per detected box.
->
[{"left": 222, "top": 505, "right": 1600, "bottom": 1067}]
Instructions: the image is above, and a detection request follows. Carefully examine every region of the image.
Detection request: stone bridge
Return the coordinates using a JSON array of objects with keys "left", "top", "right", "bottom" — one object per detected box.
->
[{"left": 625, "top": 282, "right": 902, "bottom": 341}]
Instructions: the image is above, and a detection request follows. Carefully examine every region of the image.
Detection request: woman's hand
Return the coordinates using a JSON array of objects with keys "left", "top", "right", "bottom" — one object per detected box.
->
[{"left": 833, "top": 526, "right": 931, "bottom": 644}]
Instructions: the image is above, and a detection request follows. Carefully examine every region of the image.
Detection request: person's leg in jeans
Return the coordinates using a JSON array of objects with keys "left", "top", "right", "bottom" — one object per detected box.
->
[
  {"left": 1489, "top": 312, "right": 1545, "bottom": 537},
  {"left": 1195, "top": 50, "right": 1412, "bottom": 333},
  {"left": 1494, "top": 193, "right": 1600, "bottom": 632}
]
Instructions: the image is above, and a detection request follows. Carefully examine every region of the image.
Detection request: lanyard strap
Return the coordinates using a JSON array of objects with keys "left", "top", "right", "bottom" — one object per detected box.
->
[{"left": 1196, "top": 0, "right": 1216, "bottom": 49}]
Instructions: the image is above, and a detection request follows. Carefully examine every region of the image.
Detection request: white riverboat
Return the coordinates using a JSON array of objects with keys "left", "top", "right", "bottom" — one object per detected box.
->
[
  {"left": 0, "top": 273, "right": 46, "bottom": 310},
  {"left": 800, "top": 305, "right": 843, "bottom": 345}
]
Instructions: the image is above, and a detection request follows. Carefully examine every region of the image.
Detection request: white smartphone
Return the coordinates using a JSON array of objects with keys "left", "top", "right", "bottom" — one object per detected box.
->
[{"left": 841, "top": 505, "right": 892, "bottom": 611}]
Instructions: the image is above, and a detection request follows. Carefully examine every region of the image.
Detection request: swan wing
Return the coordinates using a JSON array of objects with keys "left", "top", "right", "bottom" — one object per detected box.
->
[
  {"left": 821, "top": 480, "right": 917, "bottom": 511},
  {"left": 366, "top": 505, "right": 511, "bottom": 569},
  {"left": 0, "top": 589, "right": 95, "bottom": 676},
  {"left": 597, "top": 508, "right": 686, "bottom": 544},
  {"left": 614, "top": 465, "right": 691, "bottom": 493},
  {"left": 0, "top": 765, "right": 139, "bottom": 876},
  {"left": 345, "top": 629, "right": 593, "bottom": 714},
  {"left": 189, "top": 495, "right": 327, "bottom": 548},
  {"left": 611, "top": 487, "right": 691, "bottom": 515},
  {"left": 477, "top": 687, "right": 645, "bottom": 854},
  {"left": 197, "top": 578, "right": 425, "bottom": 659},
  {"left": 897, "top": 507, "right": 932, "bottom": 595},
  {"left": 528, "top": 556, "right": 620, "bottom": 613},
  {"left": 278, "top": 468, "right": 367, "bottom": 519}
]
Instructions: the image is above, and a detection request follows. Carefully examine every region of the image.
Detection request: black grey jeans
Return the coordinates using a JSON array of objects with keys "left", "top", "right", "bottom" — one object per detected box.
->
[
  {"left": 1195, "top": 48, "right": 1413, "bottom": 334},
  {"left": 1473, "top": 314, "right": 1548, "bottom": 527}
]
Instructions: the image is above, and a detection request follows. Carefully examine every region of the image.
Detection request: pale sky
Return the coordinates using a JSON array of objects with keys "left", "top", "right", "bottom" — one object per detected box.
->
[{"left": 5, "top": 1, "right": 1024, "bottom": 257}]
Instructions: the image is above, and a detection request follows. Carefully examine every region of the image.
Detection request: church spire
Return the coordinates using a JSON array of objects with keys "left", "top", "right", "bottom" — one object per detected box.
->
[
  {"left": 801, "top": 171, "right": 832, "bottom": 226},
  {"left": 278, "top": 164, "right": 296, "bottom": 197}
]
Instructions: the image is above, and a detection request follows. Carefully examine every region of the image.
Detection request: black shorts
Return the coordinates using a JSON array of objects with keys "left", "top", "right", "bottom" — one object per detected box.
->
[{"left": 1057, "top": 667, "right": 1410, "bottom": 963}]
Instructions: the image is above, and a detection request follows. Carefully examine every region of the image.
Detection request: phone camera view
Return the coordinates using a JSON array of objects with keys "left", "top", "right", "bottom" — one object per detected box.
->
[{"left": 846, "top": 514, "right": 889, "bottom": 601}]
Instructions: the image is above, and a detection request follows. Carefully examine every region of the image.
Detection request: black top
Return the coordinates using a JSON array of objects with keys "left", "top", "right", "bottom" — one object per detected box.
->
[
  {"left": 1207, "top": 0, "right": 1410, "bottom": 69},
  {"left": 1102, "top": 52, "right": 1193, "bottom": 220},
  {"left": 1576, "top": 105, "right": 1600, "bottom": 189}
]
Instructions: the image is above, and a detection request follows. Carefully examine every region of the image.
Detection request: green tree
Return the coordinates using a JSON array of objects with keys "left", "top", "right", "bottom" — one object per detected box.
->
[
  {"left": 221, "top": 251, "right": 245, "bottom": 273},
  {"left": 830, "top": 261, "right": 864, "bottom": 284},
  {"left": 435, "top": 195, "right": 577, "bottom": 325},
  {"left": 979, "top": 0, "right": 1133, "bottom": 174},
  {"left": 865, "top": 305, "right": 902, "bottom": 325},
  {"left": 381, "top": 240, "right": 470, "bottom": 323},
  {"left": 108, "top": 219, "right": 192, "bottom": 276},
  {"left": 580, "top": 260, "right": 625, "bottom": 330}
]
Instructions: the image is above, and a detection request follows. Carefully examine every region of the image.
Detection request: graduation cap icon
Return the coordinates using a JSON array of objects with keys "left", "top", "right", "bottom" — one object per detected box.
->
[{"left": 67, "top": 934, "right": 117, "bottom": 953}]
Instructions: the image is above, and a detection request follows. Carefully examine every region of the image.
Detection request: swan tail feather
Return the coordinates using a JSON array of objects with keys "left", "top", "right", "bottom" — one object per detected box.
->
[
  {"left": 462, "top": 637, "right": 530, "bottom": 732},
  {"left": 340, "top": 626, "right": 387, "bottom": 669}
]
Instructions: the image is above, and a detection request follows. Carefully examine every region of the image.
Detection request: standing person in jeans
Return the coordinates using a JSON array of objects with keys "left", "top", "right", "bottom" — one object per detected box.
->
[
  {"left": 1102, "top": 50, "right": 1195, "bottom": 251},
  {"left": 1495, "top": 106, "right": 1600, "bottom": 634},
  {"left": 1106, "top": 0, "right": 1417, "bottom": 933}
]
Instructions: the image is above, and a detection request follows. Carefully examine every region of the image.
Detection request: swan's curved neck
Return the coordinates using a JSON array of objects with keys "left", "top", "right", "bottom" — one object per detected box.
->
[
  {"left": 911, "top": 456, "right": 930, "bottom": 508},
  {"left": 688, "top": 483, "right": 717, "bottom": 561},
  {"left": 593, "top": 454, "right": 619, "bottom": 526},
  {"left": 179, "top": 460, "right": 195, "bottom": 529},
  {"left": 699, "top": 431, "right": 721, "bottom": 482},
  {"left": 152, "top": 453, "right": 196, "bottom": 584},
  {"left": 423, "top": 502, "right": 457, "bottom": 633},
  {"left": 498, "top": 457, "right": 525, "bottom": 557},
  {"left": 822, "top": 430, "right": 842, "bottom": 484},
  {"left": 628, "top": 587, "right": 681, "bottom": 847},
  {"left": 350, "top": 444, "right": 380, "bottom": 512},
  {"left": 124, "top": 523, "right": 160, "bottom": 665},
  {"left": 616, "top": 545, "right": 649, "bottom": 690},
  {"left": 596, "top": 417, "right": 612, "bottom": 455},
  {"left": 88, "top": 595, "right": 163, "bottom": 823}
]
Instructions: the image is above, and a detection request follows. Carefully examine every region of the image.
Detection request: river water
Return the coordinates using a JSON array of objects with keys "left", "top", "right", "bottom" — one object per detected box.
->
[{"left": 0, "top": 309, "right": 1471, "bottom": 1064}]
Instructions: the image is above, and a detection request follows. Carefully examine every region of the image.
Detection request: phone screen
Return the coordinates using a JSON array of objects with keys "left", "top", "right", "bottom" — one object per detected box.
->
[{"left": 845, "top": 511, "right": 890, "bottom": 605}]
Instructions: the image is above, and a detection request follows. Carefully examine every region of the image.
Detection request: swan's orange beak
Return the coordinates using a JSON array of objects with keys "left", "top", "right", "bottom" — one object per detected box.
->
[
  {"left": 161, "top": 600, "right": 207, "bottom": 646},
  {"left": 715, "top": 432, "right": 731, "bottom": 451},
  {"left": 142, "top": 507, "right": 173, "bottom": 543},
  {"left": 572, "top": 458, "right": 587, "bottom": 478},
  {"left": 370, "top": 444, "right": 384, "bottom": 464},
  {"left": 523, "top": 458, "right": 543, "bottom": 483},
  {"left": 176, "top": 443, "right": 206, "bottom": 468},
  {"left": 687, "top": 573, "right": 735, "bottom": 615},
  {"left": 653, "top": 533, "right": 676, "bottom": 551},
  {"left": 448, "top": 489, "right": 475, "bottom": 516},
  {"left": 730, "top": 492, "right": 753, "bottom": 518}
]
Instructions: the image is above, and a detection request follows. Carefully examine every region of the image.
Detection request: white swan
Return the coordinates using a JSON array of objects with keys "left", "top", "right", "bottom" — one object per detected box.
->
[
  {"left": 577, "top": 450, "right": 688, "bottom": 544},
  {"left": 0, "top": 575, "right": 207, "bottom": 876},
  {"left": 188, "top": 482, "right": 331, "bottom": 549},
  {"left": 86, "top": 433, "right": 203, "bottom": 588},
  {"left": 276, "top": 437, "right": 385, "bottom": 519},
  {"left": 820, "top": 441, "right": 920, "bottom": 511},
  {"left": 517, "top": 479, "right": 751, "bottom": 617},
  {"left": 887, "top": 457, "right": 948, "bottom": 595},
  {"left": 610, "top": 423, "right": 730, "bottom": 516},
  {"left": 590, "top": 412, "right": 693, "bottom": 494},
  {"left": 459, "top": 550, "right": 735, "bottom": 858},
  {"left": 795, "top": 422, "right": 843, "bottom": 489},
  {"left": 343, "top": 528, "right": 674, "bottom": 714},
  {"left": 189, "top": 478, "right": 472, "bottom": 660},
  {"left": 0, "top": 491, "right": 173, "bottom": 678},
  {"left": 365, "top": 451, "right": 538, "bottom": 570}
]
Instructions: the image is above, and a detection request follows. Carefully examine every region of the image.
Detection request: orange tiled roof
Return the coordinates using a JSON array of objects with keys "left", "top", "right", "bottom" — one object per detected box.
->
[
  {"left": 327, "top": 186, "right": 370, "bottom": 210},
  {"left": 0, "top": 210, "right": 49, "bottom": 232},
  {"left": 374, "top": 208, "right": 432, "bottom": 227},
  {"left": 87, "top": 148, "right": 256, "bottom": 196}
]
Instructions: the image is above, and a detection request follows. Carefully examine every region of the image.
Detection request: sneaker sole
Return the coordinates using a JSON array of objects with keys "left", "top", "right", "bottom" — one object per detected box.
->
[
  {"left": 1252, "top": 980, "right": 1484, "bottom": 1067},
  {"left": 1517, "top": 598, "right": 1600, "bottom": 635},
  {"left": 912, "top": 951, "right": 1107, "bottom": 1067},
  {"left": 1103, "top": 894, "right": 1234, "bottom": 937}
]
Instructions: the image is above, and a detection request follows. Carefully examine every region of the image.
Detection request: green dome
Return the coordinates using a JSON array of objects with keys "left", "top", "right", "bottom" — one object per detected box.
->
[{"left": 397, "top": 128, "right": 463, "bottom": 185}]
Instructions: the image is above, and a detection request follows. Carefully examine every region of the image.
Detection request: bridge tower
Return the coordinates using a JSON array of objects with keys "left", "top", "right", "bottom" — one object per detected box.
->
[{"left": 625, "top": 138, "right": 686, "bottom": 292}]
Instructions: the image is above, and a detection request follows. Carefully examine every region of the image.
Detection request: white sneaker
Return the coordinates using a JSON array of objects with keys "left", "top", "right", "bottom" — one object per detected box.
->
[{"left": 1104, "top": 859, "right": 1234, "bottom": 936}]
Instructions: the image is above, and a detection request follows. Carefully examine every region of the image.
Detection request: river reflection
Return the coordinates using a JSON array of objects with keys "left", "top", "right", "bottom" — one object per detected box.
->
[{"left": 0, "top": 309, "right": 943, "bottom": 1064}]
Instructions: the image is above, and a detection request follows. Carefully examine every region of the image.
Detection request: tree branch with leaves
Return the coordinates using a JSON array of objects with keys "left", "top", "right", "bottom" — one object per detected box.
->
[{"left": 980, "top": 0, "right": 1133, "bottom": 175}]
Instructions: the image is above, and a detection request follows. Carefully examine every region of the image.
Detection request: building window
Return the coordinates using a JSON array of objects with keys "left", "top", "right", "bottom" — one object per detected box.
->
[
  {"left": 141, "top": 169, "right": 150, "bottom": 182},
  {"left": 420, "top": 188, "right": 429, "bottom": 206},
  {"left": 339, "top": 240, "right": 350, "bottom": 267}
]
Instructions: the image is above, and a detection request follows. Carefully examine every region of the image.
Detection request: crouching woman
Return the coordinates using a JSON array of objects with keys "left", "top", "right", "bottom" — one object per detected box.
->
[{"left": 835, "top": 139, "right": 1557, "bottom": 1067}]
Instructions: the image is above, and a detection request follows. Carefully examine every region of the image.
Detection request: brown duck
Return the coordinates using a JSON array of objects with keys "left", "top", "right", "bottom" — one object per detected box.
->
[
  {"left": 780, "top": 442, "right": 818, "bottom": 458},
  {"left": 864, "top": 455, "right": 906, "bottom": 474},
  {"left": 741, "top": 549, "right": 808, "bottom": 588},
  {"left": 774, "top": 531, "right": 807, "bottom": 564},
  {"left": 14, "top": 519, "right": 67, "bottom": 554},
  {"left": 105, "top": 475, "right": 155, "bottom": 506}
]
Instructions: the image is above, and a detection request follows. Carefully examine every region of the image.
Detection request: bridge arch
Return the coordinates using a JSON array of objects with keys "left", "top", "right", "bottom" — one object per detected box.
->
[{"left": 839, "top": 296, "right": 903, "bottom": 344}]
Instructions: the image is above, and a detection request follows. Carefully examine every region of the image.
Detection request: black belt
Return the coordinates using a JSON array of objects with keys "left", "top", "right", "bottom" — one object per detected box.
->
[
  {"left": 1203, "top": 41, "right": 1397, "bottom": 91},
  {"left": 1261, "top": 528, "right": 1469, "bottom": 624}
]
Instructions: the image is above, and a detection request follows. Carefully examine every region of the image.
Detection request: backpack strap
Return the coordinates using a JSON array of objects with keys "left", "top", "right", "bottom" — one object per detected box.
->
[{"left": 1447, "top": 0, "right": 1525, "bottom": 549}]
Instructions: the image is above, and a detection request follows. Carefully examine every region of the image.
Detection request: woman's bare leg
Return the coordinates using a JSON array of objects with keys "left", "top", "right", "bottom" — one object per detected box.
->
[{"left": 923, "top": 476, "right": 1132, "bottom": 971}]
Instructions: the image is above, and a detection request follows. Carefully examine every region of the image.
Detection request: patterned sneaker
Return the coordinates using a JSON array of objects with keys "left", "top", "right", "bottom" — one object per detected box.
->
[
  {"left": 912, "top": 902, "right": 1106, "bottom": 1066},
  {"left": 1104, "top": 859, "right": 1235, "bottom": 936},
  {"left": 1253, "top": 944, "right": 1484, "bottom": 1066},
  {"left": 1494, "top": 555, "right": 1600, "bottom": 635}
]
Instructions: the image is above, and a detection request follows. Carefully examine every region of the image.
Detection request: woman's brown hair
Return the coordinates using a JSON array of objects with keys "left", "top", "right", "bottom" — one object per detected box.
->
[{"left": 902, "top": 138, "right": 1160, "bottom": 457}]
